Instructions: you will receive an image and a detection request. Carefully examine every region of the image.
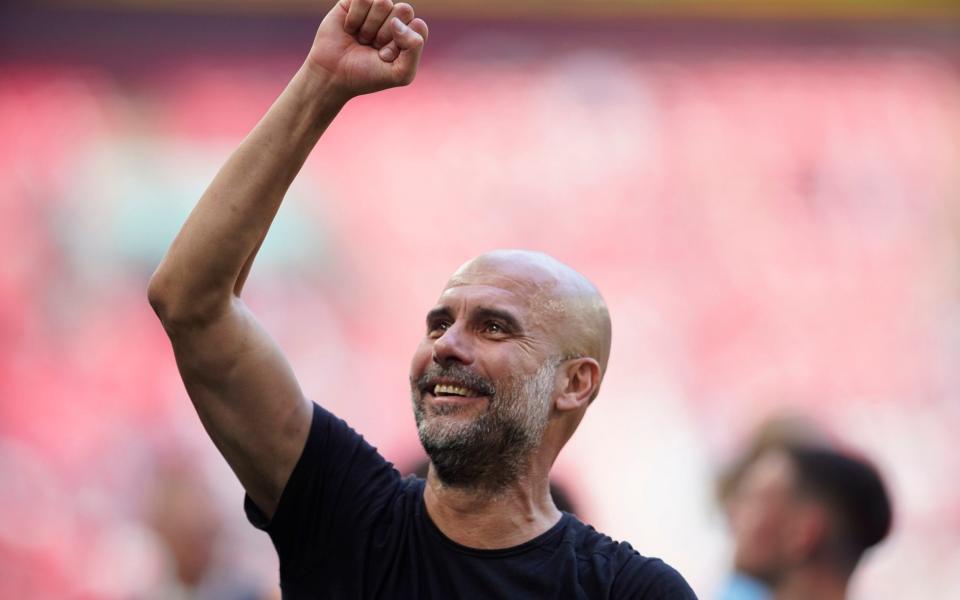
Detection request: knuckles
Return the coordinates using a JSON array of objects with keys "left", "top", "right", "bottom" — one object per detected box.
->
[{"left": 324, "top": 0, "right": 425, "bottom": 94}]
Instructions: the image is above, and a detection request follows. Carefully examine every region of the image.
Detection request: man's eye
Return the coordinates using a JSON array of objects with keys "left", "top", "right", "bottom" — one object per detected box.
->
[
  {"left": 485, "top": 322, "right": 504, "bottom": 334},
  {"left": 429, "top": 321, "right": 450, "bottom": 335}
]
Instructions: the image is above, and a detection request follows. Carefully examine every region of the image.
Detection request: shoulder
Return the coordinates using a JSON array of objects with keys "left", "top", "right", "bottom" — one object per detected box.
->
[
  {"left": 565, "top": 517, "right": 698, "bottom": 599},
  {"left": 613, "top": 554, "right": 697, "bottom": 599}
]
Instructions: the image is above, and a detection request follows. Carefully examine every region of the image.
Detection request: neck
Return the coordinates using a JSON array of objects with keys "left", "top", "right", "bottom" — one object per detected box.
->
[
  {"left": 772, "top": 567, "right": 848, "bottom": 600},
  {"left": 423, "top": 461, "right": 561, "bottom": 549}
]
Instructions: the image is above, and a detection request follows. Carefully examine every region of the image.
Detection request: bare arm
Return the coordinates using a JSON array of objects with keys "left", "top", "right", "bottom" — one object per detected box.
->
[{"left": 147, "top": 0, "right": 428, "bottom": 519}]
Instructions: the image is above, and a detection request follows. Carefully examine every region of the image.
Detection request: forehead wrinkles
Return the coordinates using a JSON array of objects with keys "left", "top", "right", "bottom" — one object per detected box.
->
[
  {"left": 446, "top": 254, "right": 573, "bottom": 302},
  {"left": 442, "top": 273, "right": 567, "bottom": 325},
  {"left": 442, "top": 251, "right": 611, "bottom": 372}
]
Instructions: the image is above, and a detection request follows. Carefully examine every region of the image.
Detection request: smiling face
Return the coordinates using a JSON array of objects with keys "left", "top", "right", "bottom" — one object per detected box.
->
[
  {"left": 409, "top": 250, "right": 610, "bottom": 492},
  {"left": 409, "top": 260, "right": 562, "bottom": 491}
]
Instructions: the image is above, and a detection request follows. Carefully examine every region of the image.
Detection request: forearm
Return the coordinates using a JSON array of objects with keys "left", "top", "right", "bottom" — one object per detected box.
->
[
  {"left": 144, "top": 0, "right": 427, "bottom": 518},
  {"left": 149, "top": 65, "right": 347, "bottom": 324}
]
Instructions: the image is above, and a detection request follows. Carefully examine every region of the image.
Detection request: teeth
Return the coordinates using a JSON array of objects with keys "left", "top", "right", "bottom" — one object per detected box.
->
[{"left": 434, "top": 384, "right": 475, "bottom": 397}]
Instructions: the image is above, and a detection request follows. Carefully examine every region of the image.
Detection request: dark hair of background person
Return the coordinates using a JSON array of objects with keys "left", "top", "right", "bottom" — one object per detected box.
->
[
  {"left": 784, "top": 445, "right": 893, "bottom": 575},
  {"left": 715, "top": 414, "right": 833, "bottom": 507}
]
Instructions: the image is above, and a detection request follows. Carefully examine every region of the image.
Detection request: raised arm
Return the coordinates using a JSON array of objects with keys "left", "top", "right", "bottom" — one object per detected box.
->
[{"left": 147, "top": 0, "right": 428, "bottom": 519}]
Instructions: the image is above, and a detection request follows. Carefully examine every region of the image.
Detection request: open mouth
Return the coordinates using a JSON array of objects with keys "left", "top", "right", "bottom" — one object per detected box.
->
[
  {"left": 415, "top": 369, "right": 495, "bottom": 408},
  {"left": 425, "top": 384, "right": 490, "bottom": 414},
  {"left": 433, "top": 383, "right": 482, "bottom": 398}
]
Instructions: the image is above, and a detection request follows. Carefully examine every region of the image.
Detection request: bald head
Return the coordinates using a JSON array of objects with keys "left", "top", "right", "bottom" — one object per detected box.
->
[
  {"left": 409, "top": 250, "right": 612, "bottom": 489},
  {"left": 446, "top": 250, "right": 612, "bottom": 382}
]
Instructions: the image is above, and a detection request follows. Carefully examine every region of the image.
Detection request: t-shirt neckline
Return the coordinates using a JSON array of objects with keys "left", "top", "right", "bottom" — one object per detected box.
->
[{"left": 415, "top": 478, "right": 571, "bottom": 558}]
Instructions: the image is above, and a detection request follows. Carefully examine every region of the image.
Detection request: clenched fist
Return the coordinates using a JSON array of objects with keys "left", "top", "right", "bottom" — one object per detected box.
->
[{"left": 306, "top": 0, "right": 429, "bottom": 99}]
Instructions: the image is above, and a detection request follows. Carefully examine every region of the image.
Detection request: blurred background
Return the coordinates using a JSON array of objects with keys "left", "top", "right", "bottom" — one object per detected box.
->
[{"left": 2, "top": 0, "right": 959, "bottom": 597}]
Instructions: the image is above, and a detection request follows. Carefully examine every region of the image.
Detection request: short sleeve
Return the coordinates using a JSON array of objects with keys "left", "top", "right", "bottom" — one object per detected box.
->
[
  {"left": 244, "top": 401, "right": 402, "bottom": 580},
  {"left": 612, "top": 556, "right": 699, "bottom": 600}
]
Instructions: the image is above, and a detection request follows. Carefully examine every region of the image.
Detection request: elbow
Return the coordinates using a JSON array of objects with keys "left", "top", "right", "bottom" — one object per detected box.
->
[
  {"left": 147, "top": 268, "right": 178, "bottom": 324},
  {"left": 147, "top": 268, "right": 226, "bottom": 330}
]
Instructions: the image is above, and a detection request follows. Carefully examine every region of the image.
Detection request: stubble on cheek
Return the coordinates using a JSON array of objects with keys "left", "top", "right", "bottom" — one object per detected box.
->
[{"left": 411, "top": 360, "right": 557, "bottom": 492}]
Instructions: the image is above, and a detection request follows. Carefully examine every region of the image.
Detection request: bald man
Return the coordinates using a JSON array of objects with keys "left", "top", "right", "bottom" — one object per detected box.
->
[{"left": 148, "top": 2, "right": 695, "bottom": 598}]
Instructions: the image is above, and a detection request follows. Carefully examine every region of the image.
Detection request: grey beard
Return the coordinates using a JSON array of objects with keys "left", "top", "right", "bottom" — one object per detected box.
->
[{"left": 411, "top": 360, "right": 558, "bottom": 494}]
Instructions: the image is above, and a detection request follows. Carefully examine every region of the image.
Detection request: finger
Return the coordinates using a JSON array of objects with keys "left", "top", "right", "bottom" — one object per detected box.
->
[
  {"left": 378, "top": 40, "right": 400, "bottom": 62},
  {"left": 390, "top": 18, "right": 426, "bottom": 83},
  {"left": 343, "top": 0, "right": 373, "bottom": 34},
  {"left": 327, "top": 0, "right": 350, "bottom": 27},
  {"left": 408, "top": 17, "right": 429, "bottom": 44},
  {"left": 358, "top": 0, "right": 394, "bottom": 45},
  {"left": 392, "top": 17, "right": 426, "bottom": 52},
  {"left": 373, "top": 2, "right": 414, "bottom": 49}
]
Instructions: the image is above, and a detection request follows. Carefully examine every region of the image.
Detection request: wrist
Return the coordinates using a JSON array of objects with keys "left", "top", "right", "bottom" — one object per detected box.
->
[{"left": 298, "top": 59, "right": 353, "bottom": 109}]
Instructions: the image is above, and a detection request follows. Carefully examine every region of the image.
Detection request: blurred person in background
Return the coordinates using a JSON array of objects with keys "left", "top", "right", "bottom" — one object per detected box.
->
[
  {"left": 144, "top": 459, "right": 270, "bottom": 600},
  {"left": 147, "top": 0, "right": 695, "bottom": 598},
  {"left": 717, "top": 421, "right": 892, "bottom": 600},
  {"left": 715, "top": 416, "right": 832, "bottom": 600}
]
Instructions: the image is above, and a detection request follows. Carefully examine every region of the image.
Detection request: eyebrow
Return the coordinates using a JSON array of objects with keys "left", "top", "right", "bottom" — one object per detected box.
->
[
  {"left": 472, "top": 307, "right": 523, "bottom": 332},
  {"left": 426, "top": 307, "right": 453, "bottom": 327},
  {"left": 425, "top": 306, "right": 524, "bottom": 332}
]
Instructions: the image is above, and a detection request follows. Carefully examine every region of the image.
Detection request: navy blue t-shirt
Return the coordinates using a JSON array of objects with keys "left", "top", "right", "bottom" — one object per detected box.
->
[{"left": 246, "top": 402, "right": 697, "bottom": 599}]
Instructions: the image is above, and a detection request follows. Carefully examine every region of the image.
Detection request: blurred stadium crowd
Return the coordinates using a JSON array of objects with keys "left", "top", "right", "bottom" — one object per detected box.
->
[{"left": 1, "top": 0, "right": 959, "bottom": 597}]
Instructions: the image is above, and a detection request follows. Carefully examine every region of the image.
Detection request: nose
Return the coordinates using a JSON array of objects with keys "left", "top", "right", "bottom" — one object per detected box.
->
[{"left": 432, "top": 322, "right": 474, "bottom": 367}]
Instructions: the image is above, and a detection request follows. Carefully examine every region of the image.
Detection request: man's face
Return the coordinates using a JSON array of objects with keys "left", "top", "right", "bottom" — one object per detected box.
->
[
  {"left": 730, "top": 450, "right": 799, "bottom": 583},
  {"left": 409, "top": 269, "right": 560, "bottom": 490}
]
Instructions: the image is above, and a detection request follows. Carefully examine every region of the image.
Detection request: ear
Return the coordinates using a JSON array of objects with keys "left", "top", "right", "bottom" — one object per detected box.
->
[
  {"left": 785, "top": 502, "right": 827, "bottom": 561},
  {"left": 555, "top": 358, "right": 602, "bottom": 412}
]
